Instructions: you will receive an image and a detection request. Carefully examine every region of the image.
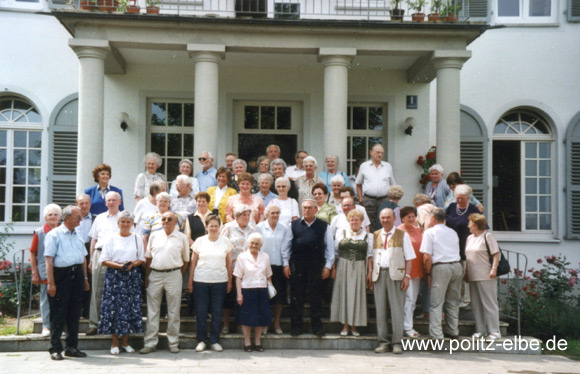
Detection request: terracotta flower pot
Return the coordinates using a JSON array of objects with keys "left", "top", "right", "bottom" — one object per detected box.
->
[
  {"left": 412, "top": 12, "right": 425, "bottom": 21},
  {"left": 390, "top": 8, "right": 405, "bottom": 21},
  {"left": 427, "top": 13, "right": 441, "bottom": 21},
  {"left": 146, "top": 5, "right": 160, "bottom": 14},
  {"left": 126, "top": 5, "right": 140, "bottom": 13},
  {"left": 97, "top": 0, "right": 118, "bottom": 12},
  {"left": 80, "top": 0, "right": 95, "bottom": 10},
  {"left": 444, "top": 14, "right": 458, "bottom": 21}
]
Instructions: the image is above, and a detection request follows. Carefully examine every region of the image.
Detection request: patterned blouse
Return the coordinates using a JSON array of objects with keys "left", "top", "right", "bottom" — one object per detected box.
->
[
  {"left": 225, "top": 194, "right": 264, "bottom": 227},
  {"left": 315, "top": 202, "right": 337, "bottom": 225},
  {"left": 295, "top": 175, "right": 324, "bottom": 207},
  {"left": 134, "top": 171, "right": 167, "bottom": 199},
  {"left": 220, "top": 220, "right": 254, "bottom": 266}
]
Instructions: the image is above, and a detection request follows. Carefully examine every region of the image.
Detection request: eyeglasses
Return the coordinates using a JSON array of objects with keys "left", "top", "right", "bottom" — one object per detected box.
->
[
  {"left": 198, "top": 157, "right": 207, "bottom": 161},
  {"left": 161, "top": 218, "right": 173, "bottom": 222}
]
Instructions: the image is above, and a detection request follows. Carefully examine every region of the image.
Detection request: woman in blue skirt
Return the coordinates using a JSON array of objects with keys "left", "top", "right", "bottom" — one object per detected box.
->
[
  {"left": 98, "top": 211, "right": 145, "bottom": 355},
  {"left": 233, "top": 233, "right": 272, "bottom": 352}
]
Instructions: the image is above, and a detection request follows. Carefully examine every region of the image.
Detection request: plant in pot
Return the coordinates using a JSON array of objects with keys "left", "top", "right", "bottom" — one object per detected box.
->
[
  {"left": 97, "top": 0, "right": 119, "bottom": 12},
  {"left": 390, "top": 0, "right": 405, "bottom": 21},
  {"left": 443, "top": 0, "right": 460, "bottom": 21},
  {"left": 428, "top": 0, "right": 442, "bottom": 21},
  {"left": 119, "top": 0, "right": 141, "bottom": 13},
  {"left": 146, "top": 0, "right": 160, "bottom": 14},
  {"left": 80, "top": 0, "right": 96, "bottom": 11},
  {"left": 408, "top": 0, "right": 426, "bottom": 21}
]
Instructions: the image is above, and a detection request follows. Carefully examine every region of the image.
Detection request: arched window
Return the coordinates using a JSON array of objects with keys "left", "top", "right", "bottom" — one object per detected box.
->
[
  {"left": 0, "top": 97, "right": 43, "bottom": 223},
  {"left": 492, "top": 109, "right": 554, "bottom": 232}
]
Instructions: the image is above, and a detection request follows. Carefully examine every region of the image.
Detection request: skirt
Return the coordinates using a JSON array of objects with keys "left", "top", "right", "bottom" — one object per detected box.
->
[
  {"left": 330, "top": 258, "right": 368, "bottom": 326},
  {"left": 237, "top": 288, "right": 272, "bottom": 327},
  {"left": 98, "top": 268, "right": 143, "bottom": 335}
]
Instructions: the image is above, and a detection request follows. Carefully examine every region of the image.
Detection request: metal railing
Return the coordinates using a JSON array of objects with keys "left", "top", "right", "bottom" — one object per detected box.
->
[
  {"left": 52, "top": 0, "right": 469, "bottom": 22},
  {"left": 12, "top": 249, "right": 35, "bottom": 335},
  {"left": 496, "top": 248, "right": 528, "bottom": 336}
]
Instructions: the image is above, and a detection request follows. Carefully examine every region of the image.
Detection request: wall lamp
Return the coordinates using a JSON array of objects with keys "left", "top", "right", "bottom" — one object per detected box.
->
[
  {"left": 403, "top": 117, "right": 416, "bottom": 136},
  {"left": 119, "top": 112, "right": 129, "bottom": 132}
]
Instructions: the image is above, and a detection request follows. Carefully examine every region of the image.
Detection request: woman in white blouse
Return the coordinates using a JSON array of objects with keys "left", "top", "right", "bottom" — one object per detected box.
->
[
  {"left": 269, "top": 176, "right": 299, "bottom": 225},
  {"left": 98, "top": 211, "right": 145, "bottom": 355},
  {"left": 233, "top": 233, "right": 272, "bottom": 352}
]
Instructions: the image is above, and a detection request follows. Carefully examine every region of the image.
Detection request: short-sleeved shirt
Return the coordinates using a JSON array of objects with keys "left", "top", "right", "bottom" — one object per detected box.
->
[
  {"left": 266, "top": 198, "right": 299, "bottom": 226},
  {"left": 285, "top": 165, "right": 305, "bottom": 180},
  {"left": 171, "top": 194, "right": 198, "bottom": 217},
  {"left": 233, "top": 250, "right": 273, "bottom": 289},
  {"left": 146, "top": 229, "right": 189, "bottom": 270},
  {"left": 355, "top": 160, "right": 395, "bottom": 197},
  {"left": 142, "top": 212, "right": 185, "bottom": 236},
  {"left": 169, "top": 177, "right": 200, "bottom": 197},
  {"left": 221, "top": 220, "right": 254, "bottom": 265},
  {"left": 44, "top": 224, "right": 87, "bottom": 268},
  {"left": 254, "top": 190, "right": 278, "bottom": 208},
  {"left": 295, "top": 175, "right": 324, "bottom": 207},
  {"left": 195, "top": 167, "right": 218, "bottom": 192},
  {"left": 89, "top": 211, "right": 121, "bottom": 249},
  {"left": 375, "top": 227, "right": 416, "bottom": 268},
  {"left": 192, "top": 235, "right": 233, "bottom": 283},
  {"left": 465, "top": 231, "right": 499, "bottom": 282},
  {"left": 100, "top": 233, "right": 146, "bottom": 264},
  {"left": 254, "top": 220, "right": 290, "bottom": 266},
  {"left": 420, "top": 224, "right": 461, "bottom": 264}
]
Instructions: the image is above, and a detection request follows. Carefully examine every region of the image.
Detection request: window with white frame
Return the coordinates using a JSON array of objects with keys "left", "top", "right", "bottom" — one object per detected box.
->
[
  {"left": 495, "top": 0, "right": 557, "bottom": 23},
  {"left": 346, "top": 104, "right": 385, "bottom": 175},
  {"left": 492, "top": 109, "right": 554, "bottom": 232},
  {"left": 0, "top": 97, "right": 42, "bottom": 223},
  {"left": 148, "top": 100, "right": 194, "bottom": 183}
]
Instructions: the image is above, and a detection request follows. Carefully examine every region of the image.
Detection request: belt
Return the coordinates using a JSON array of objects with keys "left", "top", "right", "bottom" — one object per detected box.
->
[
  {"left": 380, "top": 267, "right": 389, "bottom": 271},
  {"left": 364, "top": 194, "right": 388, "bottom": 200},
  {"left": 433, "top": 261, "right": 460, "bottom": 266},
  {"left": 151, "top": 267, "right": 181, "bottom": 273},
  {"left": 95, "top": 247, "right": 102, "bottom": 251},
  {"left": 54, "top": 264, "right": 84, "bottom": 272}
]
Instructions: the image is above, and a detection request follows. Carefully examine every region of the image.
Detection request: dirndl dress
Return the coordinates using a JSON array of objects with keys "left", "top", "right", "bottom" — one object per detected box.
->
[{"left": 98, "top": 267, "right": 143, "bottom": 335}]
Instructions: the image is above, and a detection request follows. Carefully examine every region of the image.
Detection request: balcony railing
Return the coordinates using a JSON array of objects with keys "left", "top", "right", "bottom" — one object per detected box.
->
[{"left": 52, "top": 0, "right": 471, "bottom": 22}]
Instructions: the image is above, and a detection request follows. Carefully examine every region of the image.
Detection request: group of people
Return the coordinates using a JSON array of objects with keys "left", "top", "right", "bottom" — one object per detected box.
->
[{"left": 30, "top": 143, "right": 502, "bottom": 360}]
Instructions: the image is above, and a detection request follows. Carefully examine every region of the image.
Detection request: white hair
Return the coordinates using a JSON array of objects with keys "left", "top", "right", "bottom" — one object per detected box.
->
[
  {"left": 275, "top": 176, "right": 291, "bottom": 188},
  {"left": 247, "top": 232, "right": 263, "bottom": 247},
  {"left": 156, "top": 191, "right": 172, "bottom": 202},
  {"left": 144, "top": 152, "right": 162, "bottom": 167},
  {"left": 271, "top": 158, "right": 287, "bottom": 170},
  {"left": 265, "top": 203, "right": 281, "bottom": 216},
  {"left": 234, "top": 204, "right": 252, "bottom": 218},
  {"left": 258, "top": 173, "right": 274, "bottom": 184},
  {"left": 75, "top": 194, "right": 90, "bottom": 203},
  {"left": 117, "top": 210, "right": 135, "bottom": 223},
  {"left": 105, "top": 191, "right": 121, "bottom": 201},
  {"left": 330, "top": 175, "right": 345, "bottom": 186},
  {"left": 43, "top": 203, "right": 62, "bottom": 219},
  {"left": 454, "top": 184, "right": 473, "bottom": 199},
  {"left": 428, "top": 164, "right": 444, "bottom": 174},
  {"left": 266, "top": 144, "right": 280, "bottom": 153},
  {"left": 303, "top": 155, "right": 318, "bottom": 168},
  {"left": 176, "top": 174, "right": 191, "bottom": 185},
  {"left": 232, "top": 159, "right": 247, "bottom": 169}
]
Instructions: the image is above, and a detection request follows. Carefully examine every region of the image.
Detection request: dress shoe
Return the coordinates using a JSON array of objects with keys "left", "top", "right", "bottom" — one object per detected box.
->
[
  {"left": 211, "top": 343, "right": 223, "bottom": 352},
  {"left": 85, "top": 327, "right": 97, "bottom": 336},
  {"left": 374, "top": 344, "right": 390, "bottom": 353},
  {"left": 169, "top": 346, "right": 180, "bottom": 354},
  {"left": 41, "top": 328, "right": 51, "bottom": 337},
  {"left": 50, "top": 352, "right": 64, "bottom": 361},
  {"left": 64, "top": 348, "right": 87, "bottom": 358},
  {"left": 139, "top": 346, "right": 157, "bottom": 354},
  {"left": 195, "top": 342, "right": 206, "bottom": 352},
  {"left": 392, "top": 344, "right": 403, "bottom": 354}
]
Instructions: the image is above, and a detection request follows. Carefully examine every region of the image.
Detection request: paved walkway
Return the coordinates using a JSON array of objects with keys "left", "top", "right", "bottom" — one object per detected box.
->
[{"left": 1, "top": 350, "right": 578, "bottom": 374}]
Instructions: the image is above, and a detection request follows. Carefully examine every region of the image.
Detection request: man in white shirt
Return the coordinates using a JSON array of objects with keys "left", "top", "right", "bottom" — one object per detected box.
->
[
  {"left": 356, "top": 144, "right": 395, "bottom": 229},
  {"left": 285, "top": 150, "right": 308, "bottom": 181},
  {"left": 336, "top": 187, "right": 371, "bottom": 231},
  {"left": 371, "top": 208, "right": 415, "bottom": 354},
  {"left": 141, "top": 211, "right": 190, "bottom": 354},
  {"left": 86, "top": 191, "right": 121, "bottom": 335},
  {"left": 420, "top": 207, "right": 463, "bottom": 340}
]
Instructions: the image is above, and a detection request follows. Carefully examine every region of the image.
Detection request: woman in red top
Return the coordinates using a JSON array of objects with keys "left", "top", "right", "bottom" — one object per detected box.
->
[
  {"left": 30, "top": 203, "right": 62, "bottom": 337},
  {"left": 397, "top": 206, "right": 424, "bottom": 338}
]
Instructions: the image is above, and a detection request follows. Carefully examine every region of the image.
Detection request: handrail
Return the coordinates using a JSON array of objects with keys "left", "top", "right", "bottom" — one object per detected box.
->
[
  {"left": 12, "top": 249, "right": 34, "bottom": 335},
  {"left": 497, "top": 248, "right": 527, "bottom": 336}
]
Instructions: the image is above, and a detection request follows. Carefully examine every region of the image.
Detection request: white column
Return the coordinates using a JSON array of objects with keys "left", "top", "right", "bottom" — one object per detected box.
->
[
  {"left": 319, "top": 49, "right": 356, "bottom": 172},
  {"left": 433, "top": 56, "right": 468, "bottom": 174},
  {"left": 70, "top": 40, "right": 109, "bottom": 193},
  {"left": 188, "top": 44, "right": 225, "bottom": 173}
]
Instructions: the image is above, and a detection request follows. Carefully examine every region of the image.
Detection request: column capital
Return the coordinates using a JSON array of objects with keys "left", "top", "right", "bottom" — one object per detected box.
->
[
  {"left": 318, "top": 48, "right": 356, "bottom": 67},
  {"left": 187, "top": 44, "right": 226, "bottom": 63},
  {"left": 431, "top": 50, "right": 472, "bottom": 70},
  {"left": 69, "top": 39, "right": 110, "bottom": 60}
]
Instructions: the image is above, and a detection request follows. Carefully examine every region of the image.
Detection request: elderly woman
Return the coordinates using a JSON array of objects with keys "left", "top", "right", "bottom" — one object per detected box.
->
[
  {"left": 188, "top": 214, "right": 233, "bottom": 353},
  {"left": 330, "top": 209, "right": 372, "bottom": 336},
  {"left": 220, "top": 204, "right": 254, "bottom": 333},
  {"left": 169, "top": 159, "right": 200, "bottom": 197},
  {"left": 269, "top": 176, "right": 299, "bottom": 226},
  {"left": 98, "top": 211, "right": 145, "bottom": 354},
  {"left": 134, "top": 181, "right": 165, "bottom": 234},
  {"left": 375, "top": 185, "right": 404, "bottom": 231},
  {"left": 444, "top": 172, "right": 484, "bottom": 212},
  {"left": 254, "top": 173, "right": 278, "bottom": 208},
  {"left": 295, "top": 156, "right": 323, "bottom": 207},
  {"left": 134, "top": 152, "right": 167, "bottom": 202},
  {"left": 270, "top": 158, "right": 299, "bottom": 200},
  {"left": 253, "top": 156, "right": 271, "bottom": 181},
  {"left": 230, "top": 159, "right": 259, "bottom": 194},
  {"left": 234, "top": 233, "right": 273, "bottom": 352},
  {"left": 255, "top": 204, "right": 290, "bottom": 334},
  {"left": 319, "top": 155, "right": 350, "bottom": 191},
  {"left": 312, "top": 183, "right": 337, "bottom": 224},
  {"left": 397, "top": 206, "right": 424, "bottom": 338},
  {"left": 85, "top": 164, "right": 125, "bottom": 215},
  {"left": 413, "top": 193, "right": 437, "bottom": 232},
  {"left": 30, "top": 203, "right": 62, "bottom": 337},
  {"left": 465, "top": 213, "right": 501, "bottom": 340},
  {"left": 328, "top": 175, "right": 346, "bottom": 208},
  {"left": 424, "top": 164, "right": 450, "bottom": 208},
  {"left": 225, "top": 172, "right": 264, "bottom": 226},
  {"left": 207, "top": 167, "right": 238, "bottom": 224},
  {"left": 142, "top": 192, "right": 185, "bottom": 247}
]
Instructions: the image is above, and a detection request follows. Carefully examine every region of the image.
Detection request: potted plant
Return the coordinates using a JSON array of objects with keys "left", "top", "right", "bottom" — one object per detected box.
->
[
  {"left": 119, "top": 0, "right": 141, "bottom": 13},
  {"left": 80, "top": 0, "right": 96, "bottom": 10},
  {"left": 443, "top": 0, "right": 460, "bottom": 21},
  {"left": 146, "top": 0, "right": 160, "bottom": 14},
  {"left": 408, "top": 0, "right": 426, "bottom": 21},
  {"left": 390, "top": 0, "right": 405, "bottom": 21},
  {"left": 97, "top": 0, "right": 119, "bottom": 12},
  {"left": 428, "top": 0, "right": 441, "bottom": 21}
]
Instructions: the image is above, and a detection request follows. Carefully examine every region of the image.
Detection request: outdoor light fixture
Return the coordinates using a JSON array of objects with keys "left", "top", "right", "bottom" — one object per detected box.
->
[
  {"left": 119, "top": 112, "right": 129, "bottom": 132},
  {"left": 403, "top": 117, "right": 416, "bottom": 136}
]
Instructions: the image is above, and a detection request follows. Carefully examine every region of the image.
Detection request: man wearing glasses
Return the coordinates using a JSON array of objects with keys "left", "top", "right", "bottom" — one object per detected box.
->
[
  {"left": 141, "top": 211, "right": 190, "bottom": 354},
  {"left": 195, "top": 151, "right": 217, "bottom": 192}
]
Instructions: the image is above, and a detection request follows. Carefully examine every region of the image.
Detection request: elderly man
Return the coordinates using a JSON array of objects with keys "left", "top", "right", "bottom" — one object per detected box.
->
[
  {"left": 195, "top": 151, "right": 217, "bottom": 192},
  {"left": 270, "top": 158, "right": 299, "bottom": 200},
  {"left": 282, "top": 199, "right": 334, "bottom": 337},
  {"left": 337, "top": 186, "right": 371, "bottom": 232},
  {"left": 140, "top": 211, "right": 190, "bottom": 354},
  {"left": 86, "top": 191, "right": 122, "bottom": 335},
  {"left": 371, "top": 208, "right": 415, "bottom": 354},
  {"left": 420, "top": 207, "right": 463, "bottom": 340},
  {"left": 254, "top": 173, "right": 278, "bottom": 207},
  {"left": 45, "top": 205, "right": 89, "bottom": 360},
  {"left": 329, "top": 196, "right": 358, "bottom": 238},
  {"left": 225, "top": 152, "right": 237, "bottom": 172},
  {"left": 75, "top": 194, "right": 94, "bottom": 319},
  {"left": 171, "top": 174, "right": 198, "bottom": 217},
  {"left": 356, "top": 144, "right": 396, "bottom": 229},
  {"left": 266, "top": 144, "right": 281, "bottom": 161},
  {"left": 286, "top": 150, "right": 308, "bottom": 181}
]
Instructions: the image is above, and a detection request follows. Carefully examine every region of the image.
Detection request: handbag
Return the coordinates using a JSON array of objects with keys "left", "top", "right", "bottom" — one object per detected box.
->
[
  {"left": 267, "top": 280, "right": 277, "bottom": 299},
  {"left": 484, "top": 233, "right": 510, "bottom": 277}
]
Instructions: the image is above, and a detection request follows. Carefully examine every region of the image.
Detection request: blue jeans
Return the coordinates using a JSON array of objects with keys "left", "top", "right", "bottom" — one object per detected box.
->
[{"left": 194, "top": 281, "right": 227, "bottom": 344}]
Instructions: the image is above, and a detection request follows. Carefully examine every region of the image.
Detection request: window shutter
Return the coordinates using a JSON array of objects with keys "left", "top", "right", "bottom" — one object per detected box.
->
[
  {"left": 466, "top": 0, "right": 488, "bottom": 20},
  {"left": 569, "top": 0, "right": 580, "bottom": 21},
  {"left": 460, "top": 108, "right": 488, "bottom": 209},
  {"left": 567, "top": 124, "right": 580, "bottom": 238},
  {"left": 49, "top": 98, "right": 78, "bottom": 207}
]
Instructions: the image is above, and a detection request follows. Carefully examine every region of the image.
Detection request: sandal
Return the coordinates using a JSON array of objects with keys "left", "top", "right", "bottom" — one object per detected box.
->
[
  {"left": 122, "top": 345, "right": 135, "bottom": 353},
  {"left": 254, "top": 345, "right": 264, "bottom": 352},
  {"left": 404, "top": 329, "right": 421, "bottom": 338},
  {"left": 110, "top": 346, "right": 120, "bottom": 355},
  {"left": 244, "top": 345, "right": 253, "bottom": 352}
]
